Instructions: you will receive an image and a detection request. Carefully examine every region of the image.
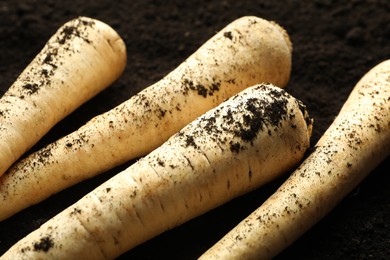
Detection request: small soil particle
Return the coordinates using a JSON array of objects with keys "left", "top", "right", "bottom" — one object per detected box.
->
[{"left": 33, "top": 236, "right": 54, "bottom": 252}]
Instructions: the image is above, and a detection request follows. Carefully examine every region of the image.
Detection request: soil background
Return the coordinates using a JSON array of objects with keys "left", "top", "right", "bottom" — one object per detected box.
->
[{"left": 0, "top": 0, "right": 389, "bottom": 259}]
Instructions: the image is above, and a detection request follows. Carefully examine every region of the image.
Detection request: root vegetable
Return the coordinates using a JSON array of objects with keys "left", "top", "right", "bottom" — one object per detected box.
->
[
  {"left": 0, "top": 16, "right": 126, "bottom": 177},
  {"left": 0, "top": 16, "right": 292, "bottom": 221},
  {"left": 200, "top": 60, "right": 390, "bottom": 260},
  {"left": 0, "top": 84, "right": 313, "bottom": 259}
]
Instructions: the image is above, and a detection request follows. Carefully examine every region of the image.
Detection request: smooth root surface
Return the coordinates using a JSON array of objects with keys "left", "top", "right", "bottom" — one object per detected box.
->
[
  {"left": 0, "top": 16, "right": 292, "bottom": 221},
  {"left": 200, "top": 60, "right": 390, "bottom": 260},
  {"left": 0, "top": 16, "right": 126, "bottom": 176},
  {"left": 1, "top": 84, "right": 312, "bottom": 259}
]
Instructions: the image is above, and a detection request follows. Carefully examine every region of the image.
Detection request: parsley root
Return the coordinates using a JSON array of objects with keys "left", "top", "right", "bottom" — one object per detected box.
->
[
  {"left": 200, "top": 60, "right": 390, "bottom": 260},
  {"left": 0, "top": 16, "right": 126, "bottom": 177},
  {"left": 0, "top": 16, "right": 291, "bottom": 221},
  {"left": 1, "top": 84, "right": 312, "bottom": 259}
]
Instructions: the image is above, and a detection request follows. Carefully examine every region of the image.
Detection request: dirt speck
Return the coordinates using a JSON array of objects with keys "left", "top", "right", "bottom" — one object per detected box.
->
[{"left": 33, "top": 236, "right": 54, "bottom": 252}]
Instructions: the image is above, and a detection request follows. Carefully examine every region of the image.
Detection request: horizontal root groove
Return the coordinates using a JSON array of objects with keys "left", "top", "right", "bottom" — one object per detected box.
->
[
  {"left": 133, "top": 205, "right": 145, "bottom": 227},
  {"left": 247, "top": 161, "right": 253, "bottom": 181},
  {"left": 159, "top": 198, "right": 166, "bottom": 213},
  {"left": 72, "top": 198, "right": 108, "bottom": 259},
  {"left": 145, "top": 163, "right": 169, "bottom": 214},
  {"left": 123, "top": 173, "right": 146, "bottom": 227},
  {"left": 199, "top": 149, "right": 211, "bottom": 166},
  {"left": 182, "top": 154, "right": 194, "bottom": 170}
]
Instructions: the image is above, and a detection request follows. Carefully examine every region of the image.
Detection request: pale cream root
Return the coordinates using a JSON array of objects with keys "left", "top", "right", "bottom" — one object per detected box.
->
[
  {"left": 0, "top": 16, "right": 292, "bottom": 221},
  {"left": 1, "top": 84, "right": 312, "bottom": 259},
  {"left": 0, "top": 16, "right": 126, "bottom": 177},
  {"left": 200, "top": 60, "right": 390, "bottom": 260}
]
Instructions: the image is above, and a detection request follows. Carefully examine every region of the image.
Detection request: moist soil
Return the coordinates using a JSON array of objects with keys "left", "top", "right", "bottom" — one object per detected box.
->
[{"left": 0, "top": 1, "right": 389, "bottom": 259}]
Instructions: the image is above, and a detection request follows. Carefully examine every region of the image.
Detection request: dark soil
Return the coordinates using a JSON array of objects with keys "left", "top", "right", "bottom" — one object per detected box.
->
[{"left": 0, "top": 0, "right": 389, "bottom": 259}]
